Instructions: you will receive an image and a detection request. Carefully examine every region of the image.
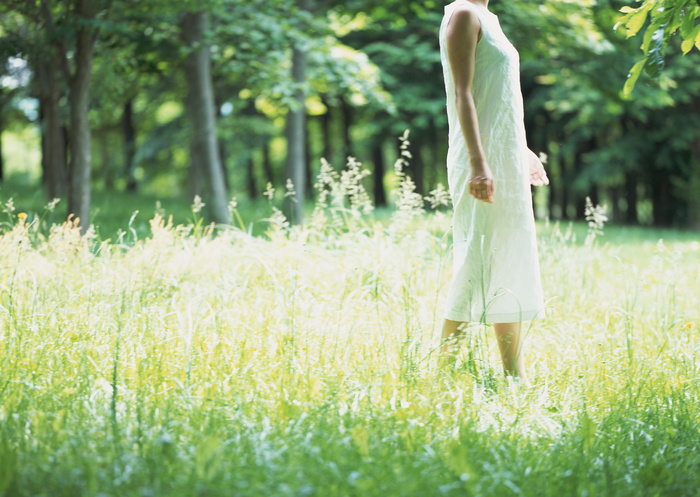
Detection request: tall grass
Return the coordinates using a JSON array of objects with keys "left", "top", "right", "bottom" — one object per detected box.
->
[{"left": 0, "top": 151, "right": 699, "bottom": 496}]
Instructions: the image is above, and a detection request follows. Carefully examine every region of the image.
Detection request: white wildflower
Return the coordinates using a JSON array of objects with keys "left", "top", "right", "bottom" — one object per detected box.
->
[{"left": 191, "top": 195, "right": 205, "bottom": 213}]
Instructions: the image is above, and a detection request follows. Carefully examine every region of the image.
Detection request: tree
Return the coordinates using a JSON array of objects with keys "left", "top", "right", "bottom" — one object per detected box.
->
[
  {"left": 181, "top": 9, "right": 230, "bottom": 225},
  {"left": 284, "top": 0, "right": 311, "bottom": 225},
  {"left": 35, "top": 45, "right": 68, "bottom": 199},
  {"left": 0, "top": 59, "right": 26, "bottom": 183},
  {"left": 0, "top": 6, "right": 68, "bottom": 196},
  {"left": 37, "top": 0, "right": 110, "bottom": 231}
]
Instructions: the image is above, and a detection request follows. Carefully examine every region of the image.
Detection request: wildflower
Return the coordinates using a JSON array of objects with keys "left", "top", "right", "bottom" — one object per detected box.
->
[
  {"left": 264, "top": 182, "right": 275, "bottom": 201},
  {"left": 686, "top": 323, "right": 694, "bottom": 329},
  {"left": 285, "top": 179, "right": 297, "bottom": 201},
  {"left": 584, "top": 197, "right": 608, "bottom": 245},
  {"left": 191, "top": 195, "right": 205, "bottom": 213},
  {"left": 340, "top": 157, "right": 373, "bottom": 215},
  {"left": 314, "top": 158, "right": 338, "bottom": 208},
  {"left": 3, "top": 198, "right": 15, "bottom": 214},
  {"left": 538, "top": 152, "right": 548, "bottom": 164},
  {"left": 268, "top": 206, "right": 289, "bottom": 233},
  {"left": 425, "top": 184, "right": 451, "bottom": 210},
  {"left": 155, "top": 200, "right": 165, "bottom": 218},
  {"left": 18, "top": 212, "right": 28, "bottom": 222},
  {"left": 46, "top": 198, "right": 61, "bottom": 212},
  {"left": 394, "top": 131, "right": 411, "bottom": 176}
]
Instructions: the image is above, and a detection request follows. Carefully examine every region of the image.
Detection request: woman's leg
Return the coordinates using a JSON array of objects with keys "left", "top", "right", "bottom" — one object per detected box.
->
[
  {"left": 441, "top": 319, "right": 468, "bottom": 355},
  {"left": 493, "top": 322, "right": 530, "bottom": 385}
]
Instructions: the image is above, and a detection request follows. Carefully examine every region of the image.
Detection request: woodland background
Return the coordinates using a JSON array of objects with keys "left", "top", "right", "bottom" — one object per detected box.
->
[{"left": 1, "top": 0, "right": 700, "bottom": 230}]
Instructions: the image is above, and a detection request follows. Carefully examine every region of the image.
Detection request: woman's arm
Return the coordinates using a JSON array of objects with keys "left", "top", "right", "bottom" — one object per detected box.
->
[{"left": 445, "top": 7, "right": 493, "bottom": 203}]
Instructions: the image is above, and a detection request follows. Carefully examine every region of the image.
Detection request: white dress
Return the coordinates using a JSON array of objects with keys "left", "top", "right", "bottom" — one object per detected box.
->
[{"left": 439, "top": 0, "right": 545, "bottom": 323}]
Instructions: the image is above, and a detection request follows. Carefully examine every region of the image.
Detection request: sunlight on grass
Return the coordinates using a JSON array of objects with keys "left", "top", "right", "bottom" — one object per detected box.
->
[{"left": 0, "top": 152, "right": 699, "bottom": 495}]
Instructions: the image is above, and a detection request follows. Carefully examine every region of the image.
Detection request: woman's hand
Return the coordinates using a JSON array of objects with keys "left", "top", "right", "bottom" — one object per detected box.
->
[
  {"left": 527, "top": 149, "right": 549, "bottom": 186},
  {"left": 468, "top": 160, "right": 495, "bottom": 203}
]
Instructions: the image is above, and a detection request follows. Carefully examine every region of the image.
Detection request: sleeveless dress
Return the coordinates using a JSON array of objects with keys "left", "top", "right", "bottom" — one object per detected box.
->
[{"left": 439, "top": 0, "right": 545, "bottom": 323}]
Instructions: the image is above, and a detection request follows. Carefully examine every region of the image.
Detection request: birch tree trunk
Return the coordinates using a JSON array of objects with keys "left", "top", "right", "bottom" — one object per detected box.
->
[{"left": 182, "top": 10, "right": 230, "bottom": 225}]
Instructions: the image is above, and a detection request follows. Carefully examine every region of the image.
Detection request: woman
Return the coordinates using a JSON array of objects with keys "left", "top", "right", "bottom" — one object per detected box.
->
[{"left": 439, "top": 0, "right": 548, "bottom": 385}]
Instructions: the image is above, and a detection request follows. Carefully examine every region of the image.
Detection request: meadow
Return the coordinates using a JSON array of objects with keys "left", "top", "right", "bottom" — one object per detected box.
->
[{"left": 0, "top": 162, "right": 699, "bottom": 496}]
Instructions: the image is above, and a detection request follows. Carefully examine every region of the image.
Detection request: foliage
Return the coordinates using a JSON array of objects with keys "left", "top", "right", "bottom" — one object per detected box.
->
[
  {"left": 616, "top": 0, "right": 700, "bottom": 94},
  {"left": 1, "top": 0, "right": 700, "bottom": 227}
]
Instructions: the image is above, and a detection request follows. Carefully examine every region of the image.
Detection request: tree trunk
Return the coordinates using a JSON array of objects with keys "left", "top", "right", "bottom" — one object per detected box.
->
[
  {"left": 182, "top": 10, "right": 230, "bottom": 224},
  {"left": 320, "top": 98, "right": 331, "bottom": 163},
  {"left": 67, "top": 0, "right": 97, "bottom": 232},
  {"left": 589, "top": 184, "right": 599, "bottom": 207},
  {"left": 188, "top": 138, "right": 203, "bottom": 200},
  {"left": 246, "top": 156, "right": 257, "bottom": 198},
  {"left": 215, "top": 101, "right": 231, "bottom": 192},
  {"left": 123, "top": 99, "right": 137, "bottom": 192},
  {"left": 262, "top": 142, "right": 274, "bottom": 186},
  {"left": 36, "top": 54, "right": 68, "bottom": 199},
  {"left": 625, "top": 170, "right": 638, "bottom": 224},
  {"left": 0, "top": 107, "right": 4, "bottom": 182},
  {"left": 341, "top": 97, "right": 352, "bottom": 160},
  {"left": 610, "top": 186, "right": 621, "bottom": 223},
  {"left": 100, "top": 132, "right": 112, "bottom": 190},
  {"left": 284, "top": 30, "right": 309, "bottom": 224},
  {"left": 650, "top": 167, "right": 672, "bottom": 227},
  {"left": 690, "top": 139, "right": 700, "bottom": 230},
  {"left": 304, "top": 115, "right": 313, "bottom": 198},
  {"left": 372, "top": 142, "right": 386, "bottom": 207},
  {"left": 409, "top": 138, "right": 425, "bottom": 196}
]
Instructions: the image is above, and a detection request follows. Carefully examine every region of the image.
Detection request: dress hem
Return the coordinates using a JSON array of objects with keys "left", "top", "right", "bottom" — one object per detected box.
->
[{"left": 444, "top": 307, "right": 545, "bottom": 324}]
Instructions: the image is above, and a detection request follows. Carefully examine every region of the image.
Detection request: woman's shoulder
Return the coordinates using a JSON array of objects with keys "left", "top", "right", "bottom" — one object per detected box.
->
[
  {"left": 446, "top": 0, "right": 476, "bottom": 14},
  {"left": 444, "top": 1, "right": 481, "bottom": 30}
]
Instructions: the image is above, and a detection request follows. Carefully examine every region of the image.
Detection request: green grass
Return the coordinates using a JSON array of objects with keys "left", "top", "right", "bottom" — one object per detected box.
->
[{"left": 1, "top": 172, "right": 699, "bottom": 496}]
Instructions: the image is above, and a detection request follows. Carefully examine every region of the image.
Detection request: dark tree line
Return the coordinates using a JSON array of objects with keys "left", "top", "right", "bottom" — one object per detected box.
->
[{"left": 0, "top": 0, "right": 699, "bottom": 229}]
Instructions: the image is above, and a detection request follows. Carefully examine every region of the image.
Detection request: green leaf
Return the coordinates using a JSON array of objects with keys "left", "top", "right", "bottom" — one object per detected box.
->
[
  {"left": 623, "top": 59, "right": 646, "bottom": 97},
  {"left": 622, "top": 9, "right": 651, "bottom": 38},
  {"left": 619, "top": 6, "right": 639, "bottom": 14},
  {"left": 645, "top": 27, "right": 665, "bottom": 79},
  {"left": 682, "top": 37, "right": 695, "bottom": 53},
  {"left": 680, "top": 7, "right": 698, "bottom": 38},
  {"left": 641, "top": 22, "right": 656, "bottom": 53},
  {"left": 682, "top": 25, "right": 700, "bottom": 53}
]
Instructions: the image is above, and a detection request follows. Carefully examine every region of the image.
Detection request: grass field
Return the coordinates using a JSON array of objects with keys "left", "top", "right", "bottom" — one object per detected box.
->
[{"left": 1, "top": 169, "right": 699, "bottom": 496}]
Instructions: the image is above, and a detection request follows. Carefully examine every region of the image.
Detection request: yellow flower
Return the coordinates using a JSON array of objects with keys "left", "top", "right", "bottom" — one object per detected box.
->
[
  {"left": 18, "top": 212, "right": 27, "bottom": 221},
  {"left": 686, "top": 323, "right": 694, "bottom": 329}
]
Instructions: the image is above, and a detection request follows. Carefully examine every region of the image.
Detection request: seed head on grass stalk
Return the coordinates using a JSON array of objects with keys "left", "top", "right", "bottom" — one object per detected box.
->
[
  {"left": 391, "top": 130, "right": 426, "bottom": 236},
  {"left": 309, "top": 156, "right": 374, "bottom": 237},
  {"left": 584, "top": 197, "right": 608, "bottom": 247},
  {"left": 189, "top": 195, "right": 206, "bottom": 237}
]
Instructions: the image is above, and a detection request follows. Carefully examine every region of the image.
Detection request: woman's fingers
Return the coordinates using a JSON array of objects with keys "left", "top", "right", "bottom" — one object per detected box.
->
[
  {"left": 529, "top": 162, "right": 549, "bottom": 186},
  {"left": 469, "top": 178, "right": 494, "bottom": 203}
]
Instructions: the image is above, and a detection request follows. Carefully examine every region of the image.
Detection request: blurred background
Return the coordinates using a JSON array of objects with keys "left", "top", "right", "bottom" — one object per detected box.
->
[{"left": 1, "top": 0, "right": 699, "bottom": 234}]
